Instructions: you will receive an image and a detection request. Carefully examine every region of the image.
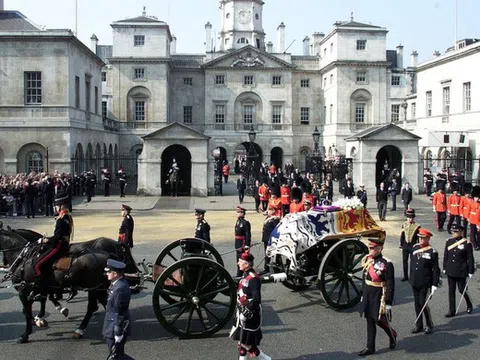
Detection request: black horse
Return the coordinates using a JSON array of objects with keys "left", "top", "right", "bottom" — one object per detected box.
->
[{"left": 0, "top": 227, "right": 139, "bottom": 343}]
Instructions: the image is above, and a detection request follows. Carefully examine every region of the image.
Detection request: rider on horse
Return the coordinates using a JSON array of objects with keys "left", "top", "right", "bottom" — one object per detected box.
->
[{"left": 33, "top": 193, "right": 73, "bottom": 297}]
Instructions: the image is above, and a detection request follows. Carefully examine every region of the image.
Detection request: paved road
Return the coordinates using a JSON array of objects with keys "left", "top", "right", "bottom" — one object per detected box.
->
[{"left": 0, "top": 207, "right": 479, "bottom": 360}]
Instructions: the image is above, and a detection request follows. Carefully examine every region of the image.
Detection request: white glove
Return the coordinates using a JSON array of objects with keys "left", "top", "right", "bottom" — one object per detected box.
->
[
  {"left": 114, "top": 335, "right": 124, "bottom": 343},
  {"left": 443, "top": 270, "right": 446, "bottom": 274},
  {"left": 386, "top": 305, "right": 392, "bottom": 311},
  {"left": 469, "top": 274, "right": 473, "bottom": 279},
  {"left": 239, "top": 314, "right": 247, "bottom": 323},
  {"left": 431, "top": 286, "right": 438, "bottom": 294}
]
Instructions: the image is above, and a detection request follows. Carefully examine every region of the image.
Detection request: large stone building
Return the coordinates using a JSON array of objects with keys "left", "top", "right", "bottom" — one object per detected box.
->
[{"left": 1, "top": 0, "right": 478, "bottom": 195}]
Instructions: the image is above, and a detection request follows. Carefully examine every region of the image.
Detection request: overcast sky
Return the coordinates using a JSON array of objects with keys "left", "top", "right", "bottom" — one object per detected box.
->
[{"left": 6, "top": 0, "right": 479, "bottom": 63}]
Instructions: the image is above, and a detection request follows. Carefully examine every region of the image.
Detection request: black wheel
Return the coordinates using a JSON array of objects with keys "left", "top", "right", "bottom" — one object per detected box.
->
[
  {"left": 271, "top": 254, "right": 311, "bottom": 291},
  {"left": 153, "top": 238, "right": 224, "bottom": 304},
  {"left": 152, "top": 257, "right": 236, "bottom": 339},
  {"left": 318, "top": 239, "right": 368, "bottom": 309}
]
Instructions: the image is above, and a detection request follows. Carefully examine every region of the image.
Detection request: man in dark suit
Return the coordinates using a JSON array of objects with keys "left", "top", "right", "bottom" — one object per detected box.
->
[
  {"left": 376, "top": 182, "right": 389, "bottom": 221},
  {"left": 237, "top": 174, "right": 247, "bottom": 204},
  {"left": 443, "top": 225, "right": 475, "bottom": 317},
  {"left": 118, "top": 204, "right": 134, "bottom": 249},
  {"left": 401, "top": 182, "right": 413, "bottom": 215},
  {"left": 103, "top": 259, "right": 131, "bottom": 360}
]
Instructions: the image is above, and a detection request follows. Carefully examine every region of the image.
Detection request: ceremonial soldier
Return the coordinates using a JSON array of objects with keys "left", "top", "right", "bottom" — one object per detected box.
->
[
  {"left": 222, "top": 161, "right": 231, "bottom": 184},
  {"left": 468, "top": 193, "right": 480, "bottom": 251},
  {"left": 280, "top": 180, "right": 291, "bottom": 216},
  {"left": 103, "top": 259, "right": 131, "bottom": 360},
  {"left": 117, "top": 166, "right": 127, "bottom": 198},
  {"left": 409, "top": 229, "right": 440, "bottom": 334},
  {"left": 447, "top": 190, "right": 462, "bottom": 234},
  {"left": 303, "top": 199, "right": 313, "bottom": 212},
  {"left": 443, "top": 225, "right": 475, "bottom": 317},
  {"left": 118, "top": 204, "right": 134, "bottom": 249},
  {"left": 230, "top": 251, "right": 271, "bottom": 360},
  {"left": 289, "top": 187, "right": 305, "bottom": 214},
  {"left": 432, "top": 187, "right": 447, "bottom": 231},
  {"left": 460, "top": 192, "right": 472, "bottom": 237},
  {"left": 261, "top": 207, "right": 280, "bottom": 274},
  {"left": 103, "top": 168, "right": 111, "bottom": 197},
  {"left": 424, "top": 169, "right": 434, "bottom": 197},
  {"left": 358, "top": 238, "right": 397, "bottom": 356},
  {"left": 235, "top": 206, "right": 251, "bottom": 277},
  {"left": 258, "top": 182, "right": 270, "bottom": 212},
  {"left": 194, "top": 208, "right": 210, "bottom": 243},
  {"left": 267, "top": 187, "right": 282, "bottom": 218},
  {"left": 399, "top": 208, "right": 420, "bottom": 282}
]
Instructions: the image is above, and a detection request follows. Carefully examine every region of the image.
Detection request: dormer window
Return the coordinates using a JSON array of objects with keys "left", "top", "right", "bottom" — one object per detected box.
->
[
  {"left": 134, "top": 35, "right": 145, "bottom": 46},
  {"left": 237, "top": 38, "right": 249, "bottom": 44}
]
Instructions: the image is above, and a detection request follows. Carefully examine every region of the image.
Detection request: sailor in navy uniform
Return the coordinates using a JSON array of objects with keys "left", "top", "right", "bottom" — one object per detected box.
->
[
  {"left": 443, "top": 224, "right": 475, "bottom": 317},
  {"left": 230, "top": 251, "right": 271, "bottom": 360},
  {"left": 358, "top": 238, "right": 397, "bottom": 356},
  {"left": 103, "top": 259, "right": 131, "bottom": 360},
  {"left": 118, "top": 204, "right": 134, "bottom": 249},
  {"left": 235, "top": 206, "right": 251, "bottom": 277},
  {"left": 409, "top": 228, "right": 440, "bottom": 334}
]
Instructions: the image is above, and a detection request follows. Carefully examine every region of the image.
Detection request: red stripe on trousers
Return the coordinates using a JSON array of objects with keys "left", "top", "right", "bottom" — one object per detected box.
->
[{"left": 34, "top": 242, "right": 62, "bottom": 276}]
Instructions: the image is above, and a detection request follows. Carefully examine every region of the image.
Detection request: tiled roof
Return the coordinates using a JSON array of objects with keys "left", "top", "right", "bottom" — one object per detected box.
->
[{"left": 0, "top": 11, "right": 42, "bottom": 31}]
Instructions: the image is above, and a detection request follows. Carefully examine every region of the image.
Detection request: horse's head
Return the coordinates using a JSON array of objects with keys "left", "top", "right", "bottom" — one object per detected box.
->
[{"left": 0, "top": 227, "right": 30, "bottom": 267}]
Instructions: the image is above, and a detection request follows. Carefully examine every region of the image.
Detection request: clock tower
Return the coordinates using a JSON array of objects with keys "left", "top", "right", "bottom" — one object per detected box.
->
[{"left": 219, "top": 0, "right": 265, "bottom": 51}]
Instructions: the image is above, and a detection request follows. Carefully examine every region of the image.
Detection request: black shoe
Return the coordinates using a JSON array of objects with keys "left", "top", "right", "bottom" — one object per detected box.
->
[
  {"left": 389, "top": 335, "right": 397, "bottom": 350},
  {"left": 401, "top": 278, "right": 408, "bottom": 282},
  {"left": 411, "top": 326, "right": 423, "bottom": 334},
  {"left": 424, "top": 326, "right": 432, "bottom": 334},
  {"left": 358, "top": 348, "right": 375, "bottom": 356},
  {"left": 445, "top": 312, "right": 456, "bottom": 318},
  {"left": 467, "top": 306, "right": 473, "bottom": 314},
  {"left": 66, "top": 290, "right": 78, "bottom": 303}
]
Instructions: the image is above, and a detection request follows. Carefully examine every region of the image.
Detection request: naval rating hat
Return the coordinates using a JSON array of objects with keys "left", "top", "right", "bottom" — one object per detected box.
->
[{"left": 104, "top": 259, "right": 126, "bottom": 272}]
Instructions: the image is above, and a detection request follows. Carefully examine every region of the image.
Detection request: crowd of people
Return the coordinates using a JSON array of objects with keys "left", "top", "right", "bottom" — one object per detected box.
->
[{"left": 0, "top": 167, "right": 128, "bottom": 217}]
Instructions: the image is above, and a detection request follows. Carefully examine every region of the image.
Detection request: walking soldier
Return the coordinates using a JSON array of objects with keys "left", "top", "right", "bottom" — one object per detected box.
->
[
  {"left": 399, "top": 208, "right": 420, "bottom": 281},
  {"left": 447, "top": 190, "right": 462, "bottom": 234},
  {"left": 118, "top": 204, "right": 134, "bottom": 249},
  {"left": 409, "top": 229, "right": 440, "bottom": 334},
  {"left": 358, "top": 238, "right": 397, "bottom": 356},
  {"left": 235, "top": 206, "right": 251, "bottom": 277},
  {"left": 230, "top": 251, "right": 271, "bottom": 360},
  {"left": 432, "top": 187, "right": 447, "bottom": 231},
  {"left": 194, "top": 208, "right": 210, "bottom": 243},
  {"left": 443, "top": 224, "right": 475, "bottom": 317}
]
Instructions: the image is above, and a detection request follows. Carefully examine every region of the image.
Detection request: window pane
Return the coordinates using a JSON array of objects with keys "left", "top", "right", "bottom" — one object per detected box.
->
[
  {"left": 355, "top": 103, "right": 365, "bottom": 123},
  {"left": 135, "top": 101, "right": 145, "bottom": 121},
  {"left": 272, "top": 105, "right": 282, "bottom": 123},
  {"left": 215, "top": 105, "right": 225, "bottom": 123},
  {"left": 24, "top": 72, "right": 42, "bottom": 104},
  {"left": 243, "top": 105, "right": 254, "bottom": 124},
  {"left": 301, "top": 107, "right": 309, "bottom": 124},
  {"left": 27, "top": 151, "right": 44, "bottom": 173}
]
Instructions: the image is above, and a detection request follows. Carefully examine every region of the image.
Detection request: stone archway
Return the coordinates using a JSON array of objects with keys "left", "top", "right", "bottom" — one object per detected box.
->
[
  {"left": 17, "top": 143, "right": 47, "bottom": 173},
  {"left": 270, "top": 147, "right": 283, "bottom": 169},
  {"left": 376, "top": 145, "right": 402, "bottom": 187},
  {"left": 240, "top": 141, "right": 263, "bottom": 177},
  {"left": 161, "top": 144, "right": 192, "bottom": 196}
]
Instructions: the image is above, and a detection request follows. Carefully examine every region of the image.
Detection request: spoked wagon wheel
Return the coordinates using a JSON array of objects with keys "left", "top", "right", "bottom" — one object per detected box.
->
[
  {"left": 272, "top": 255, "right": 311, "bottom": 291},
  {"left": 152, "top": 257, "right": 236, "bottom": 338},
  {"left": 153, "top": 238, "right": 224, "bottom": 304},
  {"left": 318, "top": 239, "right": 368, "bottom": 309}
]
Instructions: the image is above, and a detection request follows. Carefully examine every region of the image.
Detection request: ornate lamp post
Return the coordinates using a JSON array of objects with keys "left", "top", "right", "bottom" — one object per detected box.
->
[
  {"left": 310, "top": 126, "right": 322, "bottom": 181},
  {"left": 212, "top": 148, "right": 223, "bottom": 195},
  {"left": 246, "top": 125, "right": 258, "bottom": 196}
]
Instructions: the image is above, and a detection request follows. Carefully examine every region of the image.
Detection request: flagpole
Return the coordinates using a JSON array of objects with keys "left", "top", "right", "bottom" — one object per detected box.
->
[
  {"left": 75, "top": 0, "right": 78, "bottom": 37},
  {"left": 454, "top": 0, "right": 458, "bottom": 49}
]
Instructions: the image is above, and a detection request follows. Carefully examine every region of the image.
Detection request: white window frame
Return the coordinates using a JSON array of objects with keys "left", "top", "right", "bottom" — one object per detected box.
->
[
  {"left": 463, "top": 82, "right": 471, "bottom": 111},
  {"left": 24, "top": 71, "right": 42, "bottom": 105},
  {"left": 355, "top": 103, "right": 366, "bottom": 123},
  {"left": 391, "top": 104, "right": 400, "bottom": 122},
  {"left": 300, "top": 79, "right": 310, "bottom": 88},
  {"left": 184, "top": 77, "right": 193, "bottom": 86},
  {"left": 272, "top": 75, "right": 282, "bottom": 86},
  {"left": 356, "top": 40, "right": 366, "bottom": 50},
  {"left": 391, "top": 75, "right": 401, "bottom": 86},
  {"left": 215, "top": 104, "right": 225, "bottom": 124},
  {"left": 134, "top": 35, "right": 145, "bottom": 46},
  {"left": 272, "top": 105, "right": 282, "bottom": 124},
  {"left": 300, "top": 107, "right": 310, "bottom": 124},
  {"left": 244, "top": 75, "right": 254, "bottom": 86},
  {"left": 411, "top": 102, "right": 416, "bottom": 119},
  {"left": 215, "top": 75, "right": 225, "bottom": 85},
  {"left": 356, "top": 71, "right": 367, "bottom": 83},
  {"left": 134, "top": 68, "right": 146, "bottom": 80},
  {"left": 135, "top": 101, "right": 146, "bottom": 121},
  {"left": 426, "top": 91, "right": 432, "bottom": 117},
  {"left": 443, "top": 86, "right": 450, "bottom": 115},
  {"left": 183, "top": 106, "right": 193, "bottom": 124}
]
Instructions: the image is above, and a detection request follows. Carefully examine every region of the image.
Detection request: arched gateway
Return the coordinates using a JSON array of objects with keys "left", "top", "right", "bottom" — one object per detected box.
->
[{"left": 161, "top": 145, "right": 192, "bottom": 196}]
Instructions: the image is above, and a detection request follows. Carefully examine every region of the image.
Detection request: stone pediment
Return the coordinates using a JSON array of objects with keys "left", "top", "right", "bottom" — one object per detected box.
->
[
  {"left": 345, "top": 123, "right": 421, "bottom": 142},
  {"left": 203, "top": 45, "right": 294, "bottom": 69},
  {"left": 142, "top": 122, "right": 210, "bottom": 141}
]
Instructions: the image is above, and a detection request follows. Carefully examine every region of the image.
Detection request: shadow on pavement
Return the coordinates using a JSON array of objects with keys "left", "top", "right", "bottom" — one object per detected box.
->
[{"left": 278, "top": 351, "right": 358, "bottom": 360}]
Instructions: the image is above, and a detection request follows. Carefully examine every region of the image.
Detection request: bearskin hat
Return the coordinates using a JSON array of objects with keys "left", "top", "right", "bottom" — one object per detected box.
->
[
  {"left": 291, "top": 187, "right": 303, "bottom": 201},
  {"left": 471, "top": 185, "right": 480, "bottom": 198}
]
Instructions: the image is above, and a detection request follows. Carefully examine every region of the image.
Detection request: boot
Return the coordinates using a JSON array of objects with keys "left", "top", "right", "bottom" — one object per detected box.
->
[{"left": 255, "top": 351, "right": 272, "bottom": 360}]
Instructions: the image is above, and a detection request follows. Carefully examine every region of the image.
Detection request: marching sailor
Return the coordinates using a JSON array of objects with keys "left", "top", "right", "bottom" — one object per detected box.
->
[
  {"left": 443, "top": 224, "right": 475, "bottom": 317},
  {"left": 399, "top": 208, "right": 420, "bottom": 281},
  {"left": 358, "top": 237, "right": 397, "bottom": 356},
  {"left": 230, "top": 251, "right": 271, "bottom": 360},
  {"left": 409, "top": 228, "right": 440, "bottom": 334},
  {"left": 234, "top": 206, "right": 251, "bottom": 277}
]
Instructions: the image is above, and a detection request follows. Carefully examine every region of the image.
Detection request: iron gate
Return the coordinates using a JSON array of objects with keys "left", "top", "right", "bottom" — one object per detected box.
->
[{"left": 70, "top": 155, "right": 138, "bottom": 195}]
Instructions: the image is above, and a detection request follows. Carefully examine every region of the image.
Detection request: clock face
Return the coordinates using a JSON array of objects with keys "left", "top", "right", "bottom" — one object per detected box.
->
[{"left": 237, "top": 9, "right": 251, "bottom": 24}]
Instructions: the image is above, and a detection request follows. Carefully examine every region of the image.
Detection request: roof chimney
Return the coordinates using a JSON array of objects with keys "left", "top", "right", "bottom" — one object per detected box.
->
[
  {"left": 303, "top": 36, "right": 311, "bottom": 56},
  {"left": 277, "top": 22, "right": 286, "bottom": 53},
  {"left": 312, "top": 32, "right": 325, "bottom": 56},
  {"left": 205, "top": 22, "right": 212, "bottom": 52},
  {"left": 90, "top": 34, "right": 99, "bottom": 53},
  {"left": 396, "top": 44, "right": 404, "bottom": 68},
  {"left": 171, "top": 35, "right": 177, "bottom": 54},
  {"left": 266, "top": 41, "right": 273, "bottom": 53},
  {"left": 410, "top": 51, "right": 418, "bottom": 67},
  {"left": 433, "top": 50, "right": 441, "bottom": 57}
]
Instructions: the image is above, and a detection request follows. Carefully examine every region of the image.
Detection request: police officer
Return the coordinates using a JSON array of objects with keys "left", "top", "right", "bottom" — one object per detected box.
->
[
  {"left": 235, "top": 206, "right": 251, "bottom": 277},
  {"left": 230, "top": 251, "right": 271, "bottom": 360},
  {"left": 409, "top": 228, "right": 440, "bottom": 334},
  {"left": 358, "top": 238, "right": 397, "bottom": 356},
  {"left": 443, "top": 224, "right": 475, "bottom": 317},
  {"left": 103, "top": 259, "right": 131, "bottom": 360},
  {"left": 194, "top": 208, "right": 210, "bottom": 242},
  {"left": 261, "top": 207, "right": 280, "bottom": 274},
  {"left": 399, "top": 208, "right": 420, "bottom": 281},
  {"left": 118, "top": 204, "right": 134, "bottom": 249}
]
